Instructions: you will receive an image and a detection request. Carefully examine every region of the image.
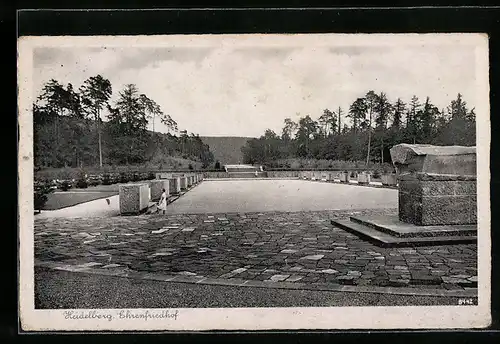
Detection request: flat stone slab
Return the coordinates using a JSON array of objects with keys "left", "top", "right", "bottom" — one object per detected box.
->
[
  {"left": 350, "top": 215, "right": 477, "bottom": 238},
  {"left": 300, "top": 254, "right": 324, "bottom": 261},
  {"left": 390, "top": 144, "right": 476, "bottom": 176}
]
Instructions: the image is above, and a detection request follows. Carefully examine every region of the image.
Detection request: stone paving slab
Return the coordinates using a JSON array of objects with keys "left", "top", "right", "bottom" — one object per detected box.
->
[{"left": 34, "top": 208, "right": 478, "bottom": 294}]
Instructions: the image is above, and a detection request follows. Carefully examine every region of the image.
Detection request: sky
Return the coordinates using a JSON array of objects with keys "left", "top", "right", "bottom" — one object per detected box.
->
[{"left": 32, "top": 35, "right": 478, "bottom": 138}]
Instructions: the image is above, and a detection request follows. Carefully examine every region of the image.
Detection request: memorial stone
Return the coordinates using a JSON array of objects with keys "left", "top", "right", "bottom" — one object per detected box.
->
[
  {"left": 390, "top": 144, "right": 477, "bottom": 226},
  {"left": 119, "top": 183, "right": 150, "bottom": 215},
  {"left": 381, "top": 173, "right": 397, "bottom": 186},
  {"left": 357, "top": 172, "right": 371, "bottom": 185},
  {"left": 156, "top": 172, "right": 173, "bottom": 180},
  {"left": 339, "top": 171, "right": 349, "bottom": 183},
  {"left": 169, "top": 177, "right": 181, "bottom": 194},
  {"left": 149, "top": 180, "right": 169, "bottom": 201},
  {"left": 180, "top": 176, "right": 188, "bottom": 190}
]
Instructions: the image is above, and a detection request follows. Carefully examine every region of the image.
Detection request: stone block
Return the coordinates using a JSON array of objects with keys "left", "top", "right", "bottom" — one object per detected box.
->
[
  {"left": 390, "top": 144, "right": 476, "bottom": 176},
  {"left": 398, "top": 174, "right": 477, "bottom": 225},
  {"left": 381, "top": 174, "right": 397, "bottom": 186},
  {"left": 187, "top": 175, "right": 193, "bottom": 187},
  {"left": 339, "top": 172, "right": 349, "bottom": 183},
  {"left": 149, "top": 180, "right": 169, "bottom": 201},
  {"left": 357, "top": 172, "right": 371, "bottom": 185},
  {"left": 179, "top": 176, "right": 188, "bottom": 190},
  {"left": 169, "top": 177, "right": 181, "bottom": 194},
  {"left": 421, "top": 195, "right": 476, "bottom": 225},
  {"left": 155, "top": 172, "right": 171, "bottom": 180},
  {"left": 119, "top": 183, "right": 150, "bottom": 215}
]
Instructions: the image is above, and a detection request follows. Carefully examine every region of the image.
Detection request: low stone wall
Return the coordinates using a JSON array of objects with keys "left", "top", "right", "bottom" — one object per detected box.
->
[
  {"left": 203, "top": 171, "right": 230, "bottom": 178},
  {"left": 266, "top": 171, "right": 300, "bottom": 178}
]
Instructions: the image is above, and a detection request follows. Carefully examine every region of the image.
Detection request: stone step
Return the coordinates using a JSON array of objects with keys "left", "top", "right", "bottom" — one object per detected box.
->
[
  {"left": 350, "top": 215, "right": 477, "bottom": 238},
  {"left": 331, "top": 219, "right": 477, "bottom": 247}
]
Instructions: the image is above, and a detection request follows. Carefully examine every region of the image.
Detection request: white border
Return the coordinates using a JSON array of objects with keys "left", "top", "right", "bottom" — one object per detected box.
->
[{"left": 18, "top": 33, "right": 491, "bottom": 331}]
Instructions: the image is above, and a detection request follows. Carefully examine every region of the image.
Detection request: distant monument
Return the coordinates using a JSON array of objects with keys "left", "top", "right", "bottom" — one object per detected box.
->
[
  {"left": 224, "top": 164, "right": 267, "bottom": 178},
  {"left": 331, "top": 144, "right": 477, "bottom": 247}
]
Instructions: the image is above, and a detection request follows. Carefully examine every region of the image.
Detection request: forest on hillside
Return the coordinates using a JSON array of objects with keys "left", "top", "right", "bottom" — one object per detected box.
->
[
  {"left": 242, "top": 91, "right": 476, "bottom": 168},
  {"left": 33, "top": 76, "right": 214, "bottom": 170},
  {"left": 200, "top": 136, "right": 253, "bottom": 165}
]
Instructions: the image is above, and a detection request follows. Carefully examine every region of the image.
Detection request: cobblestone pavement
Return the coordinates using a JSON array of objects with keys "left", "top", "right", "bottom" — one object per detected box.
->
[{"left": 34, "top": 208, "right": 478, "bottom": 293}]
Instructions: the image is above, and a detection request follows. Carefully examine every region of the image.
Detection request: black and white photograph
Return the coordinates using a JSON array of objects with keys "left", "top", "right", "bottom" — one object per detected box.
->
[{"left": 18, "top": 33, "right": 490, "bottom": 330}]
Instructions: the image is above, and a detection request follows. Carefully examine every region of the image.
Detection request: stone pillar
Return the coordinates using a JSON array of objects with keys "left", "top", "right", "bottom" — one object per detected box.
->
[
  {"left": 381, "top": 173, "right": 397, "bottom": 186},
  {"left": 339, "top": 171, "right": 349, "bottom": 183},
  {"left": 156, "top": 172, "right": 171, "bottom": 180},
  {"left": 169, "top": 177, "right": 181, "bottom": 194},
  {"left": 119, "top": 183, "right": 150, "bottom": 215},
  {"left": 149, "top": 180, "right": 169, "bottom": 201},
  {"left": 390, "top": 144, "right": 477, "bottom": 226},
  {"left": 357, "top": 172, "right": 371, "bottom": 185},
  {"left": 179, "top": 176, "right": 188, "bottom": 190}
]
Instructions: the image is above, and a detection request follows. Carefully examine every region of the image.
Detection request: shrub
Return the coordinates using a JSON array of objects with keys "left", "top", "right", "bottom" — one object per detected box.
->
[
  {"left": 119, "top": 172, "right": 129, "bottom": 183},
  {"left": 214, "top": 160, "right": 221, "bottom": 170},
  {"left": 188, "top": 164, "right": 194, "bottom": 170},
  {"left": 59, "top": 180, "right": 72, "bottom": 191},
  {"left": 102, "top": 173, "right": 111, "bottom": 185},
  {"left": 372, "top": 170, "right": 381, "bottom": 179},
  {"left": 88, "top": 178, "right": 100, "bottom": 187},
  {"left": 132, "top": 172, "right": 140, "bottom": 182},
  {"left": 76, "top": 177, "right": 88, "bottom": 188},
  {"left": 147, "top": 172, "right": 155, "bottom": 180},
  {"left": 34, "top": 180, "right": 54, "bottom": 213}
]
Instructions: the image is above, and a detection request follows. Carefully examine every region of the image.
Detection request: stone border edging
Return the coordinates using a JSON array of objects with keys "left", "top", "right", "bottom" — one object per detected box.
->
[
  {"left": 203, "top": 178, "right": 398, "bottom": 189},
  {"left": 35, "top": 261, "right": 477, "bottom": 298}
]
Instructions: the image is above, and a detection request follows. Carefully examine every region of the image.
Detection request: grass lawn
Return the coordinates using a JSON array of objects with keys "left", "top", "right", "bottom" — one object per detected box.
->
[{"left": 43, "top": 190, "right": 118, "bottom": 210}]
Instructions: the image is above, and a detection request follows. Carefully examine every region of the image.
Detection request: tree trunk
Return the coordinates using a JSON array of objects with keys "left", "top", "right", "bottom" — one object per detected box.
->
[
  {"left": 98, "top": 126, "right": 103, "bottom": 167},
  {"left": 96, "top": 110, "right": 103, "bottom": 167},
  {"left": 366, "top": 109, "right": 372, "bottom": 165},
  {"left": 381, "top": 139, "right": 384, "bottom": 163},
  {"left": 338, "top": 107, "right": 341, "bottom": 134}
]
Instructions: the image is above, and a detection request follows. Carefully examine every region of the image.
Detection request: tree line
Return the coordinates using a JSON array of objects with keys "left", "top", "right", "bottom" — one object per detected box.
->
[
  {"left": 242, "top": 91, "right": 476, "bottom": 166},
  {"left": 33, "top": 76, "right": 214, "bottom": 169}
]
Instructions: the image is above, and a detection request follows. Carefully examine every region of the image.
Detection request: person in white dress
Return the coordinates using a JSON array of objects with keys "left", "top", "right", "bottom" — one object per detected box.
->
[{"left": 158, "top": 188, "right": 167, "bottom": 215}]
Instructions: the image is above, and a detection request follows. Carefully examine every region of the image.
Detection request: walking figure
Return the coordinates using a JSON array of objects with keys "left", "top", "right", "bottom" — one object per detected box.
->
[{"left": 158, "top": 188, "right": 167, "bottom": 215}]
